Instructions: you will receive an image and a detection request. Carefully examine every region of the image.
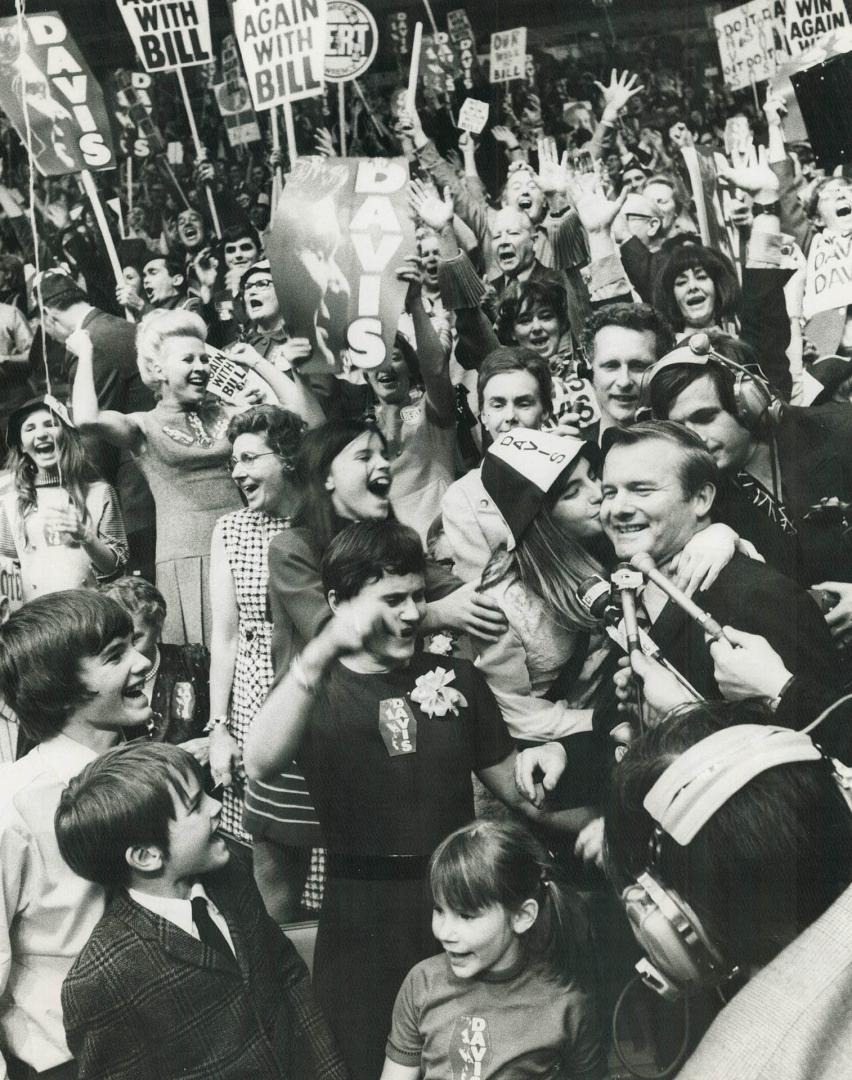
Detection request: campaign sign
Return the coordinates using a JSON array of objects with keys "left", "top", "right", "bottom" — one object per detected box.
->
[
  {"left": 446, "top": 9, "right": 479, "bottom": 90},
  {"left": 803, "top": 231, "right": 852, "bottom": 319},
  {"left": 713, "top": 1, "right": 779, "bottom": 90},
  {"left": 457, "top": 98, "right": 489, "bottom": 134},
  {"left": 785, "top": 0, "right": 850, "bottom": 55},
  {"left": 325, "top": 0, "right": 378, "bottom": 82},
  {"left": 233, "top": 0, "right": 326, "bottom": 109},
  {"left": 387, "top": 12, "right": 410, "bottom": 62},
  {"left": 216, "top": 33, "right": 261, "bottom": 146},
  {"left": 117, "top": 0, "right": 212, "bottom": 73},
  {"left": 0, "top": 13, "right": 116, "bottom": 176},
  {"left": 268, "top": 156, "right": 414, "bottom": 374},
  {"left": 489, "top": 27, "right": 526, "bottom": 83}
]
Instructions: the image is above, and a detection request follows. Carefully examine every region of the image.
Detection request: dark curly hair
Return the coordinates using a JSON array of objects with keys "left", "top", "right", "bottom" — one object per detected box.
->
[{"left": 653, "top": 244, "right": 741, "bottom": 333}]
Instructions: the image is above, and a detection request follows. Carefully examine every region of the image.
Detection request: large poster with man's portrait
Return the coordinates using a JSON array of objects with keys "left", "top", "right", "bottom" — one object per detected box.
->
[{"left": 268, "top": 155, "right": 414, "bottom": 375}]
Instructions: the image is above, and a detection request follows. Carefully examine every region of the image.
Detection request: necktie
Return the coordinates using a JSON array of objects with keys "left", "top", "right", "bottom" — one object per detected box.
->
[{"left": 191, "top": 895, "right": 235, "bottom": 962}]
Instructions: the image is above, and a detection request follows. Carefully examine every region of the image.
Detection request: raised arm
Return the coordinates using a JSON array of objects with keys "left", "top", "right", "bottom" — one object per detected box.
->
[
  {"left": 68, "top": 328, "right": 143, "bottom": 450},
  {"left": 244, "top": 594, "right": 392, "bottom": 780},
  {"left": 225, "top": 343, "right": 326, "bottom": 428}
]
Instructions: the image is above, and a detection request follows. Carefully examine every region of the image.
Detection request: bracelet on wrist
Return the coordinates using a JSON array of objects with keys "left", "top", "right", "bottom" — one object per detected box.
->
[
  {"left": 752, "top": 201, "right": 781, "bottom": 217},
  {"left": 205, "top": 714, "right": 230, "bottom": 734}
]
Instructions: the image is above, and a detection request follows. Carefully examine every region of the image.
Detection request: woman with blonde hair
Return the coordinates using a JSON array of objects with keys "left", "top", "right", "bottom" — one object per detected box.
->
[{"left": 72, "top": 308, "right": 321, "bottom": 644}]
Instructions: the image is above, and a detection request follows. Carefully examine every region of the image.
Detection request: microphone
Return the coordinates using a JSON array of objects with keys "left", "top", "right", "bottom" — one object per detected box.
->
[
  {"left": 577, "top": 574, "right": 620, "bottom": 624},
  {"left": 630, "top": 553, "right": 734, "bottom": 645},
  {"left": 611, "top": 564, "right": 644, "bottom": 657},
  {"left": 577, "top": 574, "right": 704, "bottom": 703}
]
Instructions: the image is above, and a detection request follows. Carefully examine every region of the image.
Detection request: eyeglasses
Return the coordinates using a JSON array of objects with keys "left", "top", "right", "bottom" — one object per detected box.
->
[
  {"left": 227, "top": 451, "right": 282, "bottom": 472},
  {"left": 244, "top": 277, "right": 274, "bottom": 291}
]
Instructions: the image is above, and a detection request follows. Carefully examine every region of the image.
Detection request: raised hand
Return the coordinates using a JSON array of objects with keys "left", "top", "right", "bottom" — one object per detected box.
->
[
  {"left": 65, "top": 327, "right": 94, "bottom": 360},
  {"left": 717, "top": 147, "right": 780, "bottom": 202},
  {"left": 315, "top": 127, "right": 337, "bottom": 158},
  {"left": 593, "top": 69, "right": 644, "bottom": 119},
  {"left": 327, "top": 595, "right": 395, "bottom": 656},
  {"left": 763, "top": 94, "right": 787, "bottom": 128},
  {"left": 408, "top": 178, "right": 454, "bottom": 231},
  {"left": 535, "top": 137, "right": 566, "bottom": 197},
  {"left": 491, "top": 124, "right": 520, "bottom": 149},
  {"left": 564, "top": 164, "right": 629, "bottom": 234},
  {"left": 115, "top": 283, "right": 145, "bottom": 314},
  {"left": 668, "top": 121, "right": 695, "bottom": 149}
]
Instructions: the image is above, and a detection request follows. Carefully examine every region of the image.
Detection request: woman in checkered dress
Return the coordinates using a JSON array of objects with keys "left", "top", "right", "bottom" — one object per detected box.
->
[{"left": 209, "top": 405, "right": 322, "bottom": 920}]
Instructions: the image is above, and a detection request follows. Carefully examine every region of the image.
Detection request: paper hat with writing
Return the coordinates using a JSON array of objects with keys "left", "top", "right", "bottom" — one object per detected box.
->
[
  {"left": 6, "top": 394, "right": 76, "bottom": 450},
  {"left": 482, "top": 427, "right": 597, "bottom": 545}
]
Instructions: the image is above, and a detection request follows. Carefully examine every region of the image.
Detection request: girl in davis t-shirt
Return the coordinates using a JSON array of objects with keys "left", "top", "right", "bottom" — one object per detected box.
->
[{"left": 381, "top": 820, "right": 606, "bottom": 1080}]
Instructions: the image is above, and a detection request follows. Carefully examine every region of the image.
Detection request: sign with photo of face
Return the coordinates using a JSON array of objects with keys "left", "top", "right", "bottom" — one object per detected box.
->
[
  {"left": 0, "top": 12, "right": 116, "bottom": 175},
  {"left": 268, "top": 156, "right": 414, "bottom": 374}
]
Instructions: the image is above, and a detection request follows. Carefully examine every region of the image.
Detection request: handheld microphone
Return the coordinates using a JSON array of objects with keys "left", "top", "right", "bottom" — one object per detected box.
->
[
  {"left": 611, "top": 564, "right": 644, "bottom": 657},
  {"left": 630, "top": 553, "right": 734, "bottom": 645},
  {"left": 577, "top": 574, "right": 704, "bottom": 703},
  {"left": 577, "top": 574, "right": 620, "bottom": 625}
]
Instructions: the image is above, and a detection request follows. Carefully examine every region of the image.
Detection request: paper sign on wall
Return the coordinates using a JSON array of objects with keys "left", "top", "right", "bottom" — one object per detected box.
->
[
  {"left": 116, "top": 0, "right": 212, "bottom": 73},
  {"left": 489, "top": 27, "right": 526, "bottom": 83}
]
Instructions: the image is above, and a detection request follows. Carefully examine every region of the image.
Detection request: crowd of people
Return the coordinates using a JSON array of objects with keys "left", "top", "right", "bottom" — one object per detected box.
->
[{"left": 0, "top": 14, "right": 851, "bottom": 1080}]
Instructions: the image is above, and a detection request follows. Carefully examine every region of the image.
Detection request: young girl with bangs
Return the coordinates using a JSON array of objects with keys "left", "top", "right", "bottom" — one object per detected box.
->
[{"left": 381, "top": 819, "right": 606, "bottom": 1080}]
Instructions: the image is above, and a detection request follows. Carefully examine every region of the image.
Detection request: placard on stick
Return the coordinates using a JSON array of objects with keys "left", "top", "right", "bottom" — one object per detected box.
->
[
  {"left": 116, "top": 0, "right": 212, "bottom": 73},
  {"left": 0, "top": 12, "right": 116, "bottom": 175},
  {"left": 712, "top": 1, "right": 778, "bottom": 91},
  {"left": 489, "top": 27, "right": 527, "bottom": 83},
  {"left": 233, "top": 0, "right": 327, "bottom": 110},
  {"left": 457, "top": 98, "right": 489, "bottom": 134}
]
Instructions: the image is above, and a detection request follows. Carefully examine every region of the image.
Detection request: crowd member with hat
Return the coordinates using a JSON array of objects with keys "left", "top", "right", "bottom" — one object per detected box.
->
[
  {"left": 475, "top": 427, "right": 745, "bottom": 806},
  {"left": 0, "top": 395, "right": 127, "bottom": 601}
]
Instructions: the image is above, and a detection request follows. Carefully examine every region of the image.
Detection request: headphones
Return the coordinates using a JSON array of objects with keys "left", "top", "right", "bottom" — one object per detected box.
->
[
  {"left": 640, "top": 333, "right": 780, "bottom": 432},
  {"left": 620, "top": 724, "right": 850, "bottom": 1001}
]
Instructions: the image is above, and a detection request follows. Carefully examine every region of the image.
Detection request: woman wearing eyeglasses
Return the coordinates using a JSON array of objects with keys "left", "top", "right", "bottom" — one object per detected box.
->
[
  {"left": 71, "top": 308, "right": 323, "bottom": 647},
  {"left": 207, "top": 405, "right": 311, "bottom": 855}
]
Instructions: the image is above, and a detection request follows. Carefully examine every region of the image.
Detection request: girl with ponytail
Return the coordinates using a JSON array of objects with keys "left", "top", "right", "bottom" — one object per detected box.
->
[{"left": 381, "top": 819, "right": 606, "bottom": 1079}]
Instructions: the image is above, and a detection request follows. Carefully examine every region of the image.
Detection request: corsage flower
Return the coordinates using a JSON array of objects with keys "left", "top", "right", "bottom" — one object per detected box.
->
[
  {"left": 410, "top": 667, "right": 468, "bottom": 718},
  {"left": 425, "top": 632, "right": 456, "bottom": 657}
]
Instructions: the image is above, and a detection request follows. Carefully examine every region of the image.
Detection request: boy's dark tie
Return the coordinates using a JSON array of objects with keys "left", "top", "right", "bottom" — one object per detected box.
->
[{"left": 191, "top": 895, "right": 235, "bottom": 962}]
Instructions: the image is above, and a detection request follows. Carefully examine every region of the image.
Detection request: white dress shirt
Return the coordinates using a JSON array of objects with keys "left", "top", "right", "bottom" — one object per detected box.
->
[
  {"left": 128, "top": 882, "right": 235, "bottom": 956},
  {"left": 0, "top": 734, "right": 103, "bottom": 1078}
]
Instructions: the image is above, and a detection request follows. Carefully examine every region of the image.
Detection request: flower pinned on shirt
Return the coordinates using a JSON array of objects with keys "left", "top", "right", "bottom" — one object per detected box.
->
[
  {"left": 424, "top": 632, "right": 457, "bottom": 657},
  {"left": 410, "top": 667, "right": 468, "bottom": 718}
]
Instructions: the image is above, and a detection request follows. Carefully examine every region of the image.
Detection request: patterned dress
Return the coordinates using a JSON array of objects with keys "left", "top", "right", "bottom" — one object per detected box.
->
[{"left": 218, "top": 508, "right": 299, "bottom": 840}]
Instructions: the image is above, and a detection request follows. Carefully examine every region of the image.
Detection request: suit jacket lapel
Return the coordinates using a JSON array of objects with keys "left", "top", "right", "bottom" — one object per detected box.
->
[{"left": 113, "top": 893, "right": 240, "bottom": 977}]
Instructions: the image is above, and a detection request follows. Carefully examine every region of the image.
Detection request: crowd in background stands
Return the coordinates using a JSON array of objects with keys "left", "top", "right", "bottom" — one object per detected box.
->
[{"left": 0, "top": 19, "right": 851, "bottom": 1080}]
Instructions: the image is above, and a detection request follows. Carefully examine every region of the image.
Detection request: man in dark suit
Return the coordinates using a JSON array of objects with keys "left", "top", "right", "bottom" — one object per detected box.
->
[
  {"left": 647, "top": 344, "right": 852, "bottom": 650},
  {"left": 56, "top": 742, "right": 346, "bottom": 1080},
  {"left": 599, "top": 422, "right": 844, "bottom": 710},
  {"left": 39, "top": 273, "right": 156, "bottom": 580}
]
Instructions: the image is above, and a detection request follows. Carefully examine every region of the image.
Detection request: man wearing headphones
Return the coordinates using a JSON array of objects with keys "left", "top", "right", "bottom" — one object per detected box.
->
[
  {"left": 604, "top": 701, "right": 852, "bottom": 1079},
  {"left": 646, "top": 332, "right": 852, "bottom": 650}
]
